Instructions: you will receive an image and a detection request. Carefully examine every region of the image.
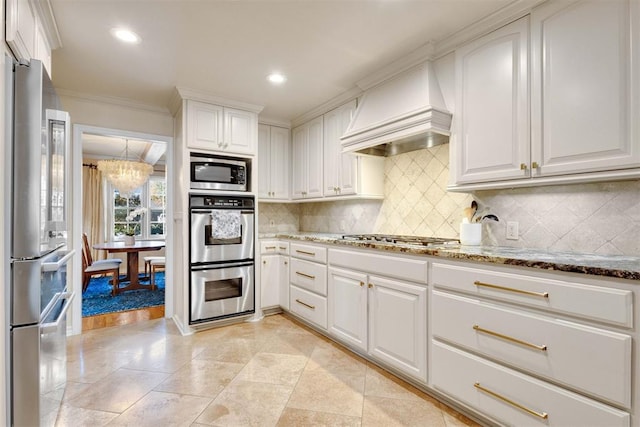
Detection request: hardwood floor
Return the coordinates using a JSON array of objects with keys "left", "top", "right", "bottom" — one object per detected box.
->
[{"left": 82, "top": 305, "right": 165, "bottom": 331}]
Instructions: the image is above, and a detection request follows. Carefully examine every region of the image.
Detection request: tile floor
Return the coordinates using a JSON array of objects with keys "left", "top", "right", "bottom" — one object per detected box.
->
[{"left": 45, "top": 314, "right": 481, "bottom": 426}]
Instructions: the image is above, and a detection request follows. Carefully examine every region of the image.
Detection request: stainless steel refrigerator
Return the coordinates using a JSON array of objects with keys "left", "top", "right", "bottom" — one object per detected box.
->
[{"left": 5, "top": 58, "right": 74, "bottom": 426}]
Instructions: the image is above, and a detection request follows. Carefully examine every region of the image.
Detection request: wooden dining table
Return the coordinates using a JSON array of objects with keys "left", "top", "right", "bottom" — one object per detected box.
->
[{"left": 93, "top": 240, "right": 165, "bottom": 294}]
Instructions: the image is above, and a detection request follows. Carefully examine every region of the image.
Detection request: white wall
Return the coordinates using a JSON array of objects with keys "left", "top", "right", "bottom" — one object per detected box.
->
[{"left": 59, "top": 93, "right": 173, "bottom": 137}]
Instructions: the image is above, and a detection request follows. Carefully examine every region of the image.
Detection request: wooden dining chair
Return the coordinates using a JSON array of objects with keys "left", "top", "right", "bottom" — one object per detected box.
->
[
  {"left": 82, "top": 243, "right": 121, "bottom": 295},
  {"left": 83, "top": 233, "right": 122, "bottom": 266}
]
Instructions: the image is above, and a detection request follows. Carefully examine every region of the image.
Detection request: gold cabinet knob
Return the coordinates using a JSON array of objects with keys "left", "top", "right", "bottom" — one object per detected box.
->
[
  {"left": 520, "top": 163, "right": 527, "bottom": 170},
  {"left": 532, "top": 161, "right": 540, "bottom": 169}
]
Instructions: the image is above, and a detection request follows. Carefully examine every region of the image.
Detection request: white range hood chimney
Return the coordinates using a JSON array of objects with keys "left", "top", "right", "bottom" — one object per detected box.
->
[{"left": 341, "top": 61, "right": 452, "bottom": 156}]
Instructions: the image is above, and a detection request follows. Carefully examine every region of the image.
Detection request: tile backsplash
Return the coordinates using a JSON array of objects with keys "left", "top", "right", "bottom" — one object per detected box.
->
[{"left": 261, "top": 146, "right": 640, "bottom": 256}]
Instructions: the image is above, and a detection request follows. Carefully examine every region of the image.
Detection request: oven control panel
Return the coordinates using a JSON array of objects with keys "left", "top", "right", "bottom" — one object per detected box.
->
[{"left": 190, "top": 195, "right": 255, "bottom": 209}]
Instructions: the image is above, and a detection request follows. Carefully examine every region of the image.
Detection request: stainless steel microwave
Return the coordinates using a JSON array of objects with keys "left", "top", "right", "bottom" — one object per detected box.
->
[{"left": 190, "top": 154, "right": 248, "bottom": 191}]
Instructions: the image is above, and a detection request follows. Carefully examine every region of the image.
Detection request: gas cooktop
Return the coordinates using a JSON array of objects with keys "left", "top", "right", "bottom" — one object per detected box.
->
[{"left": 340, "top": 234, "right": 460, "bottom": 247}]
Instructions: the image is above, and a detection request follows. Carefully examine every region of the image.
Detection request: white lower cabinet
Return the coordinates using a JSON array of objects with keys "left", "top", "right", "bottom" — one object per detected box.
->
[
  {"left": 368, "top": 274, "right": 427, "bottom": 383},
  {"left": 432, "top": 341, "right": 630, "bottom": 427},
  {"left": 328, "top": 268, "right": 368, "bottom": 352},
  {"left": 288, "top": 242, "right": 328, "bottom": 329},
  {"left": 432, "top": 290, "right": 632, "bottom": 407},
  {"left": 327, "top": 250, "right": 428, "bottom": 383},
  {"left": 260, "top": 241, "right": 290, "bottom": 310},
  {"left": 290, "top": 285, "right": 327, "bottom": 329},
  {"left": 430, "top": 260, "right": 635, "bottom": 425},
  {"left": 261, "top": 255, "right": 289, "bottom": 309}
]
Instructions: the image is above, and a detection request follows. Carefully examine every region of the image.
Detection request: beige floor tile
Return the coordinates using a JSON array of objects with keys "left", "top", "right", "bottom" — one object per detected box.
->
[
  {"left": 234, "top": 352, "right": 308, "bottom": 385},
  {"left": 155, "top": 358, "right": 244, "bottom": 398},
  {"left": 260, "top": 331, "right": 330, "bottom": 357},
  {"left": 108, "top": 391, "right": 212, "bottom": 427},
  {"left": 66, "top": 314, "right": 478, "bottom": 426},
  {"left": 66, "top": 348, "right": 138, "bottom": 383},
  {"left": 276, "top": 408, "right": 361, "bottom": 427},
  {"left": 286, "top": 369, "right": 365, "bottom": 417},
  {"left": 196, "top": 338, "right": 263, "bottom": 364},
  {"left": 53, "top": 404, "right": 119, "bottom": 427},
  {"left": 361, "top": 395, "right": 446, "bottom": 427},
  {"left": 120, "top": 340, "right": 204, "bottom": 373},
  {"left": 364, "top": 364, "right": 424, "bottom": 401},
  {"left": 441, "top": 405, "right": 482, "bottom": 427},
  {"left": 66, "top": 368, "right": 169, "bottom": 413},
  {"left": 306, "top": 344, "right": 367, "bottom": 377},
  {"left": 196, "top": 380, "right": 293, "bottom": 426}
]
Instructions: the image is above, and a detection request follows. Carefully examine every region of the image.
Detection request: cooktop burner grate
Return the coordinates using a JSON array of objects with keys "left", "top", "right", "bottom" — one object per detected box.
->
[{"left": 340, "top": 234, "right": 459, "bottom": 247}]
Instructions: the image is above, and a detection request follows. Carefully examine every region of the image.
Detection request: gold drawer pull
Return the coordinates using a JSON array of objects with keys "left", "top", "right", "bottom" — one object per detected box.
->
[
  {"left": 295, "top": 299, "right": 315, "bottom": 310},
  {"left": 265, "top": 246, "right": 276, "bottom": 250},
  {"left": 279, "top": 246, "right": 287, "bottom": 250},
  {"left": 473, "top": 325, "right": 547, "bottom": 352},
  {"left": 474, "top": 383, "right": 548, "bottom": 420},
  {"left": 474, "top": 281, "right": 549, "bottom": 298},
  {"left": 296, "top": 249, "right": 316, "bottom": 256},
  {"left": 295, "top": 271, "right": 316, "bottom": 280}
]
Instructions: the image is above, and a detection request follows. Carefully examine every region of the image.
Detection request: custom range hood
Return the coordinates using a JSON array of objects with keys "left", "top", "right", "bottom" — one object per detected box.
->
[{"left": 341, "top": 61, "right": 452, "bottom": 156}]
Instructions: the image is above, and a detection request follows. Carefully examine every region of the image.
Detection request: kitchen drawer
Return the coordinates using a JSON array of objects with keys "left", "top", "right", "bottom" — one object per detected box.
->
[
  {"left": 431, "top": 341, "right": 630, "bottom": 427},
  {"left": 329, "top": 248, "right": 428, "bottom": 284},
  {"left": 431, "top": 262, "right": 633, "bottom": 327},
  {"left": 260, "top": 240, "right": 289, "bottom": 255},
  {"left": 290, "top": 285, "right": 327, "bottom": 329},
  {"left": 290, "top": 258, "right": 327, "bottom": 296},
  {"left": 432, "top": 290, "right": 632, "bottom": 408},
  {"left": 290, "top": 242, "right": 327, "bottom": 263}
]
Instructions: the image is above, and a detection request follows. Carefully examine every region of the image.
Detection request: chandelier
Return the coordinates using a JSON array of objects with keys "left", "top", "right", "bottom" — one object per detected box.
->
[{"left": 97, "top": 139, "right": 153, "bottom": 194}]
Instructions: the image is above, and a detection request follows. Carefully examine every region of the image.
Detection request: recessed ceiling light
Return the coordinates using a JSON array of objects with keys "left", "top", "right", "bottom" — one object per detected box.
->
[
  {"left": 267, "top": 73, "right": 287, "bottom": 85},
  {"left": 111, "top": 28, "right": 141, "bottom": 44}
]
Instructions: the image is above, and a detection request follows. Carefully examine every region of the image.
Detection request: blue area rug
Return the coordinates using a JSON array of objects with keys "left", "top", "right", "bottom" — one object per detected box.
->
[{"left": 82, "top": 272, "right": 165, "bottom": 317}]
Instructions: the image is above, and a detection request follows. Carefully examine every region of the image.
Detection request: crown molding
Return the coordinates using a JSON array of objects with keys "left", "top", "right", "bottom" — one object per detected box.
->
[
  {"left": 57, "top": 89, "right": 172, "bottom": 114},
  {"left": 258, "top": 117, "right": 291, "bottom": 129},
  {"left": 291, "top": 87, "right": 362, "bottom": 128},
  {"left": 433, "top": 0, "right": 545, "bottom": 58},
  {"left": 174, "top": 86, "right": 264, "bottom": 114}
]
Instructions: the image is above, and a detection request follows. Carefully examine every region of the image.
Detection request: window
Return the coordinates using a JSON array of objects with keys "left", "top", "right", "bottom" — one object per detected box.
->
[{"left": 110, "top": 174, "right": 166, "bottom": 239}]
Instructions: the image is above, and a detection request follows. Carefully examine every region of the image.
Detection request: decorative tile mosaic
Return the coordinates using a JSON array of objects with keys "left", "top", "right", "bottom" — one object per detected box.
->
[
  {"left": 265, "top": 145, "right": 640, "bottom": 257},
  {"left": 258, "top": 202, "right": 300, "bottom": 234}
]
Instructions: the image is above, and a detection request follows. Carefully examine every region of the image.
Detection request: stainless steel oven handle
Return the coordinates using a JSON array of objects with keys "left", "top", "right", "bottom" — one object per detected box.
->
[
  {"left": 191, "top": 209, "right": 254, "bottom": 215},
  {"left": 190, "top": 261, "right": 255, "bottom": 271},
  {"left": 41, "top": 291, "right": 74, "bottom": 334}
]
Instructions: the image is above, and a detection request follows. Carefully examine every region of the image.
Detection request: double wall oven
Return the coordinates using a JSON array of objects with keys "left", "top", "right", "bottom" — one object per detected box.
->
[{"left": 189, "top": 194, "right": 255, "bottom": 324}]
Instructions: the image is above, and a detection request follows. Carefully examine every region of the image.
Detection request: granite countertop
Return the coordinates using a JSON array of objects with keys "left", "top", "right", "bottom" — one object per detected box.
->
[{"left": 261, "top": 232, "right": 640, "bottom": 281}]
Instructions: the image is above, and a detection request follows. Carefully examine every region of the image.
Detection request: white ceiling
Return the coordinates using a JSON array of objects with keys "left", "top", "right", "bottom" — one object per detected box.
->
[{"left": 50, "top": 0, "right": 513, "bottom": 123}]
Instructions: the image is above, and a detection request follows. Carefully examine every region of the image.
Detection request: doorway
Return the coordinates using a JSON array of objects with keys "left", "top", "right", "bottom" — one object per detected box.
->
[{"left": 70, "top": 125, "right": 174, "bottom": 335}]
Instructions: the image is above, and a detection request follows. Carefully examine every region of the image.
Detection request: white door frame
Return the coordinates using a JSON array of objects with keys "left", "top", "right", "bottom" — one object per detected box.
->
[{"left": 70, "top": 124, "right": 174, "bottom": 335}]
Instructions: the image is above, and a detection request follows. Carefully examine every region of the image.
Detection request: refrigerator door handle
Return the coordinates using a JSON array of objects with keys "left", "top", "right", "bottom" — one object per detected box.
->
[
  {"left": 41, "top": 291, "right": 74, "bottom": 334},
  {"left": 42, "top": 249, "right": 75, "bottom": 272}
]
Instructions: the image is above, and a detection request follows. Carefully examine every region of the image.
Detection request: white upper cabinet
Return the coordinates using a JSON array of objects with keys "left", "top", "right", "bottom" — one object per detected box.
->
[
  {"left": 323, "top": 100, "right": 358, "bottom": 196},
  {"left": 6, "top": 0, "right": 37, "bottom": 61},
  {"left": 293, "top": 99, "right": 383, "bottom": 201},
  {"left": 530, "top": 0, "right": 640, "bottom": 176},
  {"left": 451, "top": 0, "right": 640, "bottom": 189},
  {"left": 454, "top": 17, "right": 530, "bottom": 184},
  {"left": 224, "top": 107, "right": 257, "bottom": 154},
  {"left": 6, "top": 0, "right": 54, "bottom": 76},
  {"left": 186, "top": 100, "right": 257, "bottom": 155},
  {"left": 258, "top": 124, "right": 290, "bottom": 201},
  {"left": 292, "top": 116, "right": 324, "bottom": 199}
]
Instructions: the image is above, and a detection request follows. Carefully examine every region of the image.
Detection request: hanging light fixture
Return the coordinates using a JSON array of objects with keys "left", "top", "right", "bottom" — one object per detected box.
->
[{"left": 97, "top": 139, "right": 153, "bottom": 194}]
